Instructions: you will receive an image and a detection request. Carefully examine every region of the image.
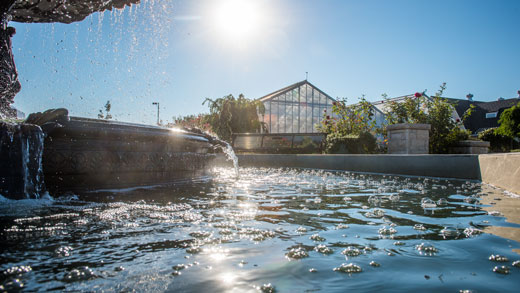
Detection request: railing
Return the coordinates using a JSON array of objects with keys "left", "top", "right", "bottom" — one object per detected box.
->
[{"left": 232, "top": 133, "right": 325, "bottom": 153}]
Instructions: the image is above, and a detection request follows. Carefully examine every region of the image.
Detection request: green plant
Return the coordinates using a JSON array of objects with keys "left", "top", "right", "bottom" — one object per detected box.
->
[
  {"left": 318, "top": 96, "right": 377, "bottom": 135},
  {"left": 170, "top": 114, "right": 212, "bottom": 133},
  {"left": 496, "top": 102, "right": 520, "bottom": 138},
  {"left": 317, "top": 96, "right": 378, "bottom": 154},
  {"left": 478, "top": 127, "right": 518, "bottom": 152},
  {"left": 383, "top": 83, "right": 471, "bottom": 154},
  {"left": 97, "top": 100, "right": 112, "bottom": 120},
  {"left": 324, "top": 132, "right": 377, "bottom": 154},
  {"left": 203, "top": 94, "right": 265, "bottom": 142}
]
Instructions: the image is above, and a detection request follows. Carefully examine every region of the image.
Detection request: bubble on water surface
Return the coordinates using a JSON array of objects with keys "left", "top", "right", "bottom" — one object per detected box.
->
[
  {"left": 378, "top": 226, "right": 397, "bottom": 235},
  {"left": 314, "top": 244, "right": 334, "bottom": 255},
  {"left": 63, "top": 266, "right": 95, "bottom": 282},
  {"left": 416, "top": 243, "right": 438, "bottom": 255},
  {"left": 256, "top": 283, "right": 275, "bottom": 293},
  {"left": 488, "top": 211, "right": 503, "bottom": 217},
  {"left": 296, "top": 226, "right": 307, "bottom": 233},
  {"left": 489, "top": 255, "right": 509, "bottom": 262},
  {"left": 440, "top": 227, "right": 460, "bottom": 238},
  {"left": 186, "top": 246, "right": 202, "bottom": 254},
  {"left": 341, "top": 247, "right": 362, "bottom": 257},
  {"left": 55, "top": 246, "right": 73, "bottom": 257},
  {"left": 310, "top": 234, "right": 326, "bottom": 242},
  {"left": 286, "top": 247, "right": 309, "bottom": 260},
  {"left": 172, "top": 264, "right": 187, "bottom": 271},
  {"left": 493, "top": 266, "right": 510, "bottom": 274},
  {"left": 309, "top": 268, "right": 317, "bottom": 273},
  {"left": 368, "top": 195, "right": 381, "bottom": 205},
  {"left": 333, "top": 263, "right": 362, "bottom": 273},
  {"left": 413, "top": 224, "right": 426, "bottom": 231},
  {"left": 366, "top": 208, "right": 385, "bottom": 218},
  {"left": 437, "top": 198, "right": 449, "bottom": 206},
  {"left": 421, "top": 198, "right": 437, "bottom": 209},
  {"left": 463, "top": 227, "right": 483, "bottom": 237},
  {"left": 369, "top": 261, "right": 380, "bottom": 267},
  {"left": 189, "top": 231, "right": 212, "bottom": 239}
]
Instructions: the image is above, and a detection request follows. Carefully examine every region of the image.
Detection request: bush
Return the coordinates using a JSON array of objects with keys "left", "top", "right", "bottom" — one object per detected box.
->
[
  {"left": 478, "top": 128, "right": 519, "bottom": 152},
  {"left": 324, "top": 132, "right": 377, "bottom": 154},
  {"left": 383, "top": 83, "right": 471, "bottom": 154}
]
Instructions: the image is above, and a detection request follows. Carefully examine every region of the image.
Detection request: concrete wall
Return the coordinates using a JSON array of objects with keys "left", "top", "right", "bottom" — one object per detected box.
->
[
  {"left": 230, "top": 154, "right": 481, "bottom": 179},
  {"left": 216, "top": 153, "right": 520, "bottom": 194},
  {"left": 479, "top": 153, "right": 520, "bottom": 194}
]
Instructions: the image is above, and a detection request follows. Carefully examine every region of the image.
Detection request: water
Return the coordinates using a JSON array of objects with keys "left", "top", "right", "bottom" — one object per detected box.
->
[{"left": 1, "top": 167, "right": 520, "bottom": 292}]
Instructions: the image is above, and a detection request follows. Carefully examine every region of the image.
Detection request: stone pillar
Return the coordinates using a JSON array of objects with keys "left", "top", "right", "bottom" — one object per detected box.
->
[{"left": 387, "top": 123, "right": 431, "bottom": 154}]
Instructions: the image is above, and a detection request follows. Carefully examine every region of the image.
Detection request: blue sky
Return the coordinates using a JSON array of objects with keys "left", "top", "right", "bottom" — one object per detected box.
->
[{"left": 10, "top": 0, "right": 520, "bottom": 125}]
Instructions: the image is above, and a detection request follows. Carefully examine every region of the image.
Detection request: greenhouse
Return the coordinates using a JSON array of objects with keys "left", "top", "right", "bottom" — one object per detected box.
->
[{"left": 258, "top": 80, "right": 337, "bottom": 133}]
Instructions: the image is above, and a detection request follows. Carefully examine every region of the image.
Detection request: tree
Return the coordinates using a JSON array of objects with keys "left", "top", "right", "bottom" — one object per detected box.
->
[
  {"left": 98, "top": 100, "right": 112, "bottom": 120},
  {"left": 202, "top": 94, "right": 265, "bottom": 142},
  {"left": 496, "top": 102, "right": 520, "bottom": 139}
]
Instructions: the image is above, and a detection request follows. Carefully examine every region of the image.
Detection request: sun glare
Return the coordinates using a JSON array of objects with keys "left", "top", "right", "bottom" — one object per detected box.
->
[{"left": 213, "top": 0, "right": 263, "bottom": 43}]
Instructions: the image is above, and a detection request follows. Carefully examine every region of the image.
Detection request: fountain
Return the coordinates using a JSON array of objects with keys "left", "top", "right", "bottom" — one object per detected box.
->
[{"left": 0, "top": 1, "right": 230, "bottom": 199}]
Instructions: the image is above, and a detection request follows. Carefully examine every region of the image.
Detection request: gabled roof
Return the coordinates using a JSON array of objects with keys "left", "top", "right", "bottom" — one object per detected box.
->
[
  {"left": 444, "top": 97, "right": 520, "bottom": 133},
  {"left": 258, "top": 80, "right": 336, "bottom": 103}
]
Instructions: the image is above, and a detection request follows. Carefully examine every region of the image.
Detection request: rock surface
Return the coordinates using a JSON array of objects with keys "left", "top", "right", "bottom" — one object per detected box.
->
[{"left": 9, "top": 0, "right": 141, "bottom": 24}]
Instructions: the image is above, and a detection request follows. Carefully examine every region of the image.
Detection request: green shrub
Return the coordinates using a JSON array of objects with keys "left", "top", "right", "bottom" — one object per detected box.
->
[
  {"left": 324, "top": 132, "right": 377, "bottom": 154},
  {"left": 478, "top": 127, "right": 518, "bottom": 152},
  {"left": 383, "top": 83, "right": 471, "bottom": 154}
]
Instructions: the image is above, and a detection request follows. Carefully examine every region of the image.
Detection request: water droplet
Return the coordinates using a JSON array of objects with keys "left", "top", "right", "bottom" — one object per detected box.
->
[
  {"left": 369, "top": 261, "right": 380, "bottom": 267},
  {"left": 309, "top": 268, "right": 317, "bottom": 273}
]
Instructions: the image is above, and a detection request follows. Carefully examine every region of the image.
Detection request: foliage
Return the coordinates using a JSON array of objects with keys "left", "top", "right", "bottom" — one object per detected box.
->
[
  {"left": 318, "top": 96, "right": 377, "bottom": 135},
  {"left": 496, "top": 102, "right": 520, "bottom": 138},
  {"left": 478, "top": 127, "right": 519, "bottom": 152},
  {"left": 324, "top": 132, "right": 377, "bottom": 154},
  {"left": 317, "top": 96, "right": 378, "bottom": 154},
  {"left": 203, "top": 94, "right": 265, "bottom": 142},
  {"left": 383, "top": 83, "right": 471, "bottom": 154},
  {"left": 97, "top": 100, "right": 112, "bottom": 120},
  {"left": 170, "top": 114, "right": 212, "bottom": 133}
]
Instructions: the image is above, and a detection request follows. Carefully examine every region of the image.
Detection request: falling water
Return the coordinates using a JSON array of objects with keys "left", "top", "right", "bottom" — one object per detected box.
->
[
  {"left": 0, "top": 123, "right": 45, "bottom": 199},
  {"left": 221, "top": 141, "right": 239, "bottom": 179}
]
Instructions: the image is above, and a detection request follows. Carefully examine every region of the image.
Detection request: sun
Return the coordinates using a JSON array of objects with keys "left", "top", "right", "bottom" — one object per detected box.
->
[{"left": 213, "top": 0, "right": 264, "bottom": 43}]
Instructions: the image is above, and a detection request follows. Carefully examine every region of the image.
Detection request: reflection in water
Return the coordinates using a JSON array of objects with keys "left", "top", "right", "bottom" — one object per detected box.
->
[{"left": 0, "top": 167, "right": 520, "bottom": 292}]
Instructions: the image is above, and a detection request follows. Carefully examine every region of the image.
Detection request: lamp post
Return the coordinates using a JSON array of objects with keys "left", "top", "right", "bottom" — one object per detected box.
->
[{"left": 152, "top": 102, "right": 159, "bottom": 125}]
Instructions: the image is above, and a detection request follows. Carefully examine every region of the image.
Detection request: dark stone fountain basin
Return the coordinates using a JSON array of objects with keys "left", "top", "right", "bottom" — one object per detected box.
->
[
  {"left": 1, "top": 111, "right": 218, "bottom": 198},
  {"left": 43, "top": 116, "right": 216, "bottom": 193}
]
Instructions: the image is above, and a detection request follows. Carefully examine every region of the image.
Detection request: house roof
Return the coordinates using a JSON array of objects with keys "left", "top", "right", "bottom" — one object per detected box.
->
[
  {"left": 445, "top": 97, "right": 520, "bottom": 133},
  {"left": 258, "top": 80, "right": 336, "bottom": 103}
]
